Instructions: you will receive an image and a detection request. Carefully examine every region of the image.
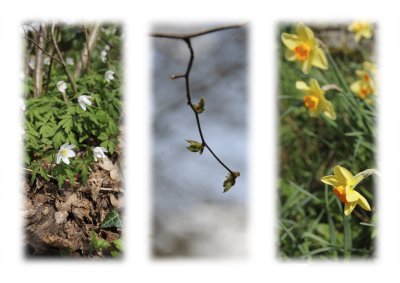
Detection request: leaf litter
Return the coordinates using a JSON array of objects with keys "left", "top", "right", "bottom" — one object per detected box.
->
[{"left": 24, "top": 160, "right": 123, "bottom": 257}]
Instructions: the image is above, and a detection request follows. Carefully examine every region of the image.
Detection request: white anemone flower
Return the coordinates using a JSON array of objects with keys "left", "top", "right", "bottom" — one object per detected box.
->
[
  {"left": 44, "top": 57, "right": 51, "bottom": 65},
  {"left": 101, "top": 49, "right": 107, "bottom": 63},
  {"left": 57, "top": 81, "right": 67, "bottom": 94},
  {"left": 93, "top": 147, "right": 108, "bottom": 162},
  {"left": 28, "top": 57, "right": 35, "bottom": 70},
  {"left": 104, "top": 45, "right": 110, "bottom": 51},
  {"left": 78, "top": 95, "right": 92, "bottom": 111},
  {"left": 66, "top": 57, "right": 74, "bottom": 65},
  {"left": 105, "top": 70, "right": 115, "bottom": 82},
  {"left": 56, "top": 144, "right": 76, "bottom": 165}
]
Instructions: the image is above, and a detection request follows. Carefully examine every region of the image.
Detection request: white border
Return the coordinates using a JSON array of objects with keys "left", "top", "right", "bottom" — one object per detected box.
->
[{"left": 0, "top": 0, "right": 397, "bottom": 282}]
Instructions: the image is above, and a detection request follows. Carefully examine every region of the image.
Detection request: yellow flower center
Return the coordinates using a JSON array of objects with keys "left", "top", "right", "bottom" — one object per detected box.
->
[
  {"left": 304, "top": 95, "right": 319, "bottom": 110},
  {"left": 363, "top": 73, "right": 370, "bottom": 82},
  {"left": 333, "top": 186, "right": 348, "bottom": 204},
  {"left": 61, "top": 149, "right": 69, "bottom": 157},
  {"left": 294, "top": 43, "right": 310, "bottom": 61}
]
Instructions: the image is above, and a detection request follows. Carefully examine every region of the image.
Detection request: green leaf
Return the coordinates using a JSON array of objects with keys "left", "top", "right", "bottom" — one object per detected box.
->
[
  {"left": 185, "top": 139, "right": 205, "bottom": 154},
  {"left": 223, "top": 171, "right": 240, "bottom": 193},
  {"left": 53, "top": 131, "right": 65, "bottom": 148},
  {"left": 80, "top": 164, "right": 89, "bottom": 184},
  {"left": 39, "top": 166, "right": 50, "bottom": 181},
  {"left": 113, "top": 238, "right": 123, "bottom": 251},
  {"left": 101, "top": 208, "right": 123, "bottom": 228},
  {"left": 65, "top": 168, "right": 75, "bottom": 184},
  {"left": 57, "top": 174, "right": 65, "bottom": 188},
  {"left": 30, "top": 167, "right": 38, "bottom": 184},
  {"left": 98, "top": 132, "right": 109, "bottom": 141},
  {"left": 39, "top": 124, "right": 56, "bottom": 138},
  {"left": 193, "top": 96, "right": 205, "bottom": 113},
  {"left": 59, "top": 116, "right": 73, "bottom": 133},
  {"left": 90, "top": 231, "right": 110, "bottom": 251}
]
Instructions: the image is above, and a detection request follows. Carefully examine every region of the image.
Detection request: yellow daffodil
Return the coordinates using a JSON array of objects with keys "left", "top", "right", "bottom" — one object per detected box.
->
[
  {"left": 296, "top": 79, "right": 336, "bottom": 120},
  {"left": 350, "top": 61, "right": 376, "bottom": 99},
  {"left": 281, "top": 23, "right": 328, "bottom": 74},
  {"left": 348, "top": 21, "right": 373, "bottom": 42},
  {"left": 321, "top": 165, "right": 373, "bottom": 216}
]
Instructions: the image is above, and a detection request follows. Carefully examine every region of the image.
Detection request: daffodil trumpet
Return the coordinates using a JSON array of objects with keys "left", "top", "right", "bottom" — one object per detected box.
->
[{"left": 321, "top": 165, "right": 377, "bottom": 216}]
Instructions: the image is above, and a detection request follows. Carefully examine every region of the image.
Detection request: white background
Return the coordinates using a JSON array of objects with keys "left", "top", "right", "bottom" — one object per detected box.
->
[{"left": 0, "top": 0, "right": 398, "bottom": 282}]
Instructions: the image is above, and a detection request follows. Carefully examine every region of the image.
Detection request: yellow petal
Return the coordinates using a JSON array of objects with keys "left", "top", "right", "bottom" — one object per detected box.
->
[
  {"left": 296, "top": 24, "right": 314, "bottom": 42},
  {"left": 334, "top": 166, "right": 356, "bottom": 186},
  {"left": 322, "top": 100, "right": 336, "bottom": 120},
  {"left": 320, "top": 175, "right": 340, "bottom": 187},
  {"left": 309, "top": 79, "right": 321, "bottom": 92},
  {"left": 311, "top": 48, "right": 328, "bottom": 70},
  {"left": 296, "top": 81, "right": 309, "bottom": 91},
  {"left": 284, "top": 49, "right": 296, "bottom": 61},
  {"left": 354, "top": 174, "right": 364, "bottom": 185},
  {"left": 281, "top": 33, "right": 301, "bottom": 50},
  {"left": 357, "top": 193, "right": 371, "bottom": 211},
  {"left": 344, "top": 202, "right": 357, "bottom": 216},
  {"left": 350, "top": 81, "right": 361, "bottom": 94},
  {"left": 361, "top": 28, "right": 372, "bottom": 39},
  {"left": 345, "top": 188, "right": 360, "bottom": 203},
  {"left": 301, "top": 58, "right": 312, "bottom": 74}
]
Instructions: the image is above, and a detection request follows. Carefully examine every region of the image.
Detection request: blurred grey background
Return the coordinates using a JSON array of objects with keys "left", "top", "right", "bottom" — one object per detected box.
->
[{"left": 151, "top": 24, "right": 248, "bottom": 258}]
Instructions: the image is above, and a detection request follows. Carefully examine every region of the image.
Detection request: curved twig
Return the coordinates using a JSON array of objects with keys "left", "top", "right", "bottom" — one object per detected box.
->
[
  {"left": 152, "top": 25, "right": 244, "bottom": 188},
  {"left": 151, "top": 24, "right": 244, "bottom": 40}
]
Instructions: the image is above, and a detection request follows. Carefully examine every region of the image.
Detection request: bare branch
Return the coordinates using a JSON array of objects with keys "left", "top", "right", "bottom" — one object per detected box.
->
[
  {"left": 33, "top": 24, "right": 46, "bottom": 97},
  {"left": 151, "top": 24, "right": 244, "bottom": 39},
  {"left": 51, "top": 23, "right": 77, "bottom": 100},
  {"left": 24, "top": 35, "right": 63, "bottom": 65},
  {"left": 152, "top": 25, "right": 244, "bottom": 179},
  {"left": 75, "top": 23, "right": 101, "bottom": 77}
]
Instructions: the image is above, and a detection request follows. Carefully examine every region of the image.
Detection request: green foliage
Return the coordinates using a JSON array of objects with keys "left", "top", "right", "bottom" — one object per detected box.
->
[
  {"left": 90, "top": 231, "right": 123, "bottom": 257},
  {"left": 90, "top": 231, "right": 110, "bottom": 251},
  {"left": 278, "top": 24, "right": 376, "bottom": 259},
  {"left": 101, "top": 208, "right": 123, "bottom": 228},
  {"left": 24, "top": 24, "right": 122, "bottom": 188}
]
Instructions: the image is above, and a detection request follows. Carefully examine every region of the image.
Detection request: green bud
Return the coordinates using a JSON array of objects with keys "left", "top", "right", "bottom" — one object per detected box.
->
[
  {"left": 193, "top": 97, "right": 205, "bottom": 113},
  {"left": 185, "top": 139, "right": 205, "bottom": 154},
  {"left": 223, "top": 171, "right": 240, "bottom": 193}
]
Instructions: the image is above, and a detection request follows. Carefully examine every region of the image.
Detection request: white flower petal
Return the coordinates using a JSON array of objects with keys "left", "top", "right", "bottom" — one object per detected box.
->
[
  {"left": 82, "top": 96, "right": 92, "bottom": 105},
  {"left": 65, "top": 144, "right": 76, "bottom": 150},
  {"left": 79, "top": 102, "right": 87, "bottom": 110},
  {"left": 66, "top": 57, "right": 74, "bottom": 65},
  {"left": 66, "top": 150, "right": 76, "bottom": 158},
  {"left": 62, "top": 156, "right": 70, "bottom": 165},
  {"left": 56, "top": 153, "right": 62, "bottom": 164}
]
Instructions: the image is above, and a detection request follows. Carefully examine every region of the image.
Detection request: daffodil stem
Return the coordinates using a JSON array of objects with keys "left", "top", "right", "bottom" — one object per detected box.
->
[
  {"left": 343, "top": 214, "right": 352, "bottom": 258},
  {"left": 320, "top": 40, "right": 361, "bottom": 112},
  {"left": 152, "top": 26, "right": 244, "bottom": 175}
]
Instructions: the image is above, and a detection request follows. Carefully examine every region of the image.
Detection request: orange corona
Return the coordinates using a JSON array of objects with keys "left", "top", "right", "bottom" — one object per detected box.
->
[
  {"left": 303, "top": 95, "right": 319, "bottom": 110},
  {"left": 333, "top": 186, "right": 348, "bottom": 204},
  {"left": 294, "top": 44, "right": 310, "bottom": 61}
]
